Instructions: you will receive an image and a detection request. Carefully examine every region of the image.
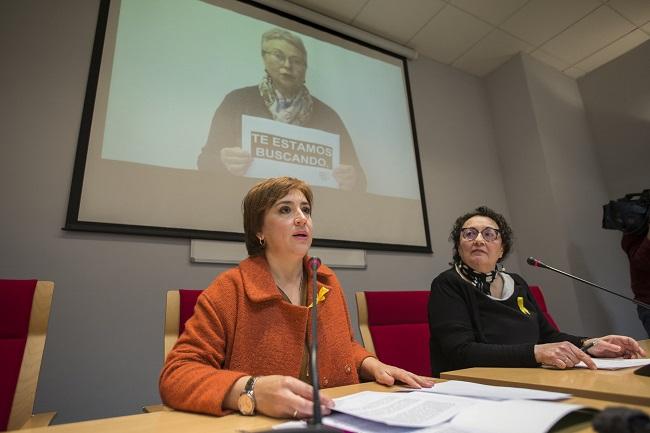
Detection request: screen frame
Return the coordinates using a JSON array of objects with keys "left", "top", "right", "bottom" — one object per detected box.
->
[{"left": 64, "top": 0, "right": 432, "bottom": 254}]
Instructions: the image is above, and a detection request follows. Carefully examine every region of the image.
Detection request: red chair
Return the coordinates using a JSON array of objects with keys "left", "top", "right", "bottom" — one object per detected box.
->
[
  {"left": 0, "top": 280, "right": 56, "bottom": 431},
  {"left": 355, "top": 291, "right": 431, "bottom": 377},
  {"left": 529, "top": 285, "right": 559, "bottom": 331}
]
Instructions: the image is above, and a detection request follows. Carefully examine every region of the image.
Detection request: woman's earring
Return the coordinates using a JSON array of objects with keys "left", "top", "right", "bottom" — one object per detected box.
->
[
  {"left": 258, "top": 237, "right": 265, "bottom": 248},
  {"left": 497, "top": 262, "right": 506, "bottom": 272}
]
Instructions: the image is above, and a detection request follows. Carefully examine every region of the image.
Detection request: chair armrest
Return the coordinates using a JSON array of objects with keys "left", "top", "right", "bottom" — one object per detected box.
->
[
  {"left": 142, "top": 404, "right": 173, "bottom": 413},
  {"left": 20, "top": 411, "right": 57, "bottom": 429}
]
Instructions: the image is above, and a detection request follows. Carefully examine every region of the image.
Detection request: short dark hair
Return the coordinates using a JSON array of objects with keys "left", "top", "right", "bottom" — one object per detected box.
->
[
  {"left": 242, "top": 177, "right": 313, "bottom": 256},
  {"left": 449, "top": 206, "right": 513, "bottom": 263}
]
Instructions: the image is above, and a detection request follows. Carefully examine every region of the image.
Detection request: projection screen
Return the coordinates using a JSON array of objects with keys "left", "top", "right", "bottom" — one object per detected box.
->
[{"left": 65, "top": 0, "right": 432, "bottom": 253}]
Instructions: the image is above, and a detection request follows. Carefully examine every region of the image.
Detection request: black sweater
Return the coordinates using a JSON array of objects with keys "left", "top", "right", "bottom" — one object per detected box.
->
[{"left": 428, "top": 268, "right": 584, "bottom": 377}]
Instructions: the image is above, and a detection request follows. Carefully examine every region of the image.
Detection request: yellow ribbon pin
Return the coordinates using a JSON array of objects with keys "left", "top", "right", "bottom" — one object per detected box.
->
[
  {"left": 517, "top": 296, "right": 530, "bottom": 315},
  {"left": 308, "top": 286, "right": 329, "bottom": 308}
]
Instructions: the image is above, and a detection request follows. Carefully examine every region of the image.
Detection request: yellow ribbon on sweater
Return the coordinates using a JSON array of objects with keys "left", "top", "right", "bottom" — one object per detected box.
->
[
  {"left": 517, "top": 296, "right": 531, "bottom": 315},
  {"left": 307, "top": 286, "right": 329, "bottom": 308}
]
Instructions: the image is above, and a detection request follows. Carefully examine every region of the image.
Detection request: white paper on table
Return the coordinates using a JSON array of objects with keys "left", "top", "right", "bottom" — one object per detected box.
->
[
  {"left": 332, "top": 391, "right": 480, "bottom": 428},
  {"left": 271, "top": 420, "right": 307, "bottom": 430},
  {"left": 448, "top": 400, "right": 587, "bottom": 433},
  {"left": 241, "top": 115, "right": 340, "bottom": 188},
  {"left": 325, "top": 398, "right": 588, "bottom": 433},
  {"left": 575, "top": 358, "right": 650, "bottom": 369},
  {"left": 409, "top": 380, "right": 571, "bottom": 401},
  {"left": 324, "top": 412, "right": 465, "bottom": 433}
]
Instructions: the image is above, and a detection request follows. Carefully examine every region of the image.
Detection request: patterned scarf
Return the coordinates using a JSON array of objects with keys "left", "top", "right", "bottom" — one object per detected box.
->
[
  {"left": 259, "top": 73, "right": 313, "bottom": 125},
  {"left": 456, "top": 261, "right": 497, "bottom": 296}
]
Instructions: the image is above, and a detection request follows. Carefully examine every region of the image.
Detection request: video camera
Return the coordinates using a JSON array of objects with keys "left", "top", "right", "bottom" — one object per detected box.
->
[{"left": 602, "top": 189, "right": 650, "bottom": 234}]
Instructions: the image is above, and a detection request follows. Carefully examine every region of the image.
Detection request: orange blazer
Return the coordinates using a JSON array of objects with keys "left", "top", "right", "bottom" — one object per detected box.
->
[{"left": 159, "top": 255, "right": 372, "bottom": 416}]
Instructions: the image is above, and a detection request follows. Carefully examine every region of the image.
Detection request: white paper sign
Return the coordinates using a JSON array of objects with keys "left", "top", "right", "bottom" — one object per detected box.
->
[{"left": 241, "top": 115, "right": 341, "bottom": 188}]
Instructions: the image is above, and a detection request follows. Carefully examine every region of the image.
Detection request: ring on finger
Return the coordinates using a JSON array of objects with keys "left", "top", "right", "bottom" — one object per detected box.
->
[{"left": 293, "top": 410, "right": 298, "bottom": 419}]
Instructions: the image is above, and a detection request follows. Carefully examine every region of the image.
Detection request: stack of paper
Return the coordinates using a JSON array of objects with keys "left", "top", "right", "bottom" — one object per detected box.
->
[{"left": 273, "top": 381, "right": 588, "bottom": 433}]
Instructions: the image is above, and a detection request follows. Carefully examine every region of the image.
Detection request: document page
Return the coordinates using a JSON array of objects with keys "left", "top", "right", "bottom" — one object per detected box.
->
[
  {"left": 332, "top": 391, "right": 480, "bottom": 428},
  {"left": 323, "top": 399, "right": 587, "bottom": 433},
  {"left": 575, "top": 358, "right": 650, "bottom": 369},
  {"left": 411, "top": 380, "right": 571, "bottom": 401},
  {"left": 448, "top": 399, "right": 586, "bottom": 433},
  {"left": 324, "top": 412, "right": 466, "bottom": 433}
]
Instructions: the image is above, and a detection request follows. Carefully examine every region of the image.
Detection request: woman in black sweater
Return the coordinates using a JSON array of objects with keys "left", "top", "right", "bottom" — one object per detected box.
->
[{"left": 428, "top": 206, "right": 645, "bottom": 377}]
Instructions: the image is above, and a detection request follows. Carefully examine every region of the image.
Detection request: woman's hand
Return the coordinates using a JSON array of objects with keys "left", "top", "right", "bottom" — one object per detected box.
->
[
  {"left": 534, "top": 341, "right": 597, "bottom": 369},
  {"left": 360, "top": 357, "right": 434, "bottom": 389},
  {"left": 585, "top": 335, "right": 646, "bottom": 359},
  {"left": 220, "top": 147, "right": 252, "bottom": 176},
  {"left": 235, "top": 375, "right": 333, "bottom": 419}
]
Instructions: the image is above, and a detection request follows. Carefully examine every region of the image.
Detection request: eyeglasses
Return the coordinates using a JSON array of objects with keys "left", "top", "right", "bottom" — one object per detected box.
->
[
  {"left": 460, "top": 227, "right": 501, "bottom": 242},
  {"left": 262, "top": 49, "right": 306, "bottom": 68}
]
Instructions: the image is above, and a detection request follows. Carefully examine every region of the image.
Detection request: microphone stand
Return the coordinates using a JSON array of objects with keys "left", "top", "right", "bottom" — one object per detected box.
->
[
  {"left": 526, "top": 257, "right": 650, "bottom": 310},
  {"left": 271, "top": 257, "right": 341, "bottom": 432}
]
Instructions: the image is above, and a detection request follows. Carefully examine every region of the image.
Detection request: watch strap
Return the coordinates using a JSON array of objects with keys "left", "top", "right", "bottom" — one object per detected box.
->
[{"left": 244, "top": 376, "right": 258, "bottom": 394}]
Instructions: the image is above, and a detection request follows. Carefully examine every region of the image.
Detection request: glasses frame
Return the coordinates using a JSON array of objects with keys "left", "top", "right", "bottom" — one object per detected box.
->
[
  {"left": 460, "top": 227, "right": 501, "bottom": 242},
  {"left": 262, "top": 49, "right": 306, "bottom": 68}
]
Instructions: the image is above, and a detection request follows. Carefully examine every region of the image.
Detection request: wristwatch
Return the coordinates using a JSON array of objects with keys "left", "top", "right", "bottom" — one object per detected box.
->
[
  {"left": 237, "top": 376, "right": 258, "bottom": 416},
  {"left": 581, "top": 338, "right": 598, "bottom": 353}
]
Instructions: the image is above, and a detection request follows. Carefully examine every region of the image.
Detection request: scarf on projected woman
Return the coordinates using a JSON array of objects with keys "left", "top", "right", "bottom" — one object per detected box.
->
[{"left": 259, "top": 73, "right": 313, "bottom": 125}]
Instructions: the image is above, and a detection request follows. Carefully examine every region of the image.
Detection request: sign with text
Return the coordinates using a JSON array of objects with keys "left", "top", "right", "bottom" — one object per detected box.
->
[{"left": 241, "top": 115, "right": 340, "bottom": 188}]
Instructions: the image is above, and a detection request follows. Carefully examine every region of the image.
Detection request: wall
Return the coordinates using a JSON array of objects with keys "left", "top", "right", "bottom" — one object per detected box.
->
[
  {"left": 0, "top": 0, "right": 513, "bottom": 423},
  {"left": 485, "top": 54, "right": 644, "bottom": 337},
  {"left": 578, "top": 40, "right": 650, "bottom": 199}
]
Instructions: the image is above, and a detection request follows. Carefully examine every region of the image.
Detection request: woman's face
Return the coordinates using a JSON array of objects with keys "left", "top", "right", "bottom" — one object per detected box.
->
[
  {"left": 258, "top": 189, "right": 312, "bottom": 260},
  {"left": 458, "top": 215, "right": 504, "bottom": 273},
  {"left": 262, "top": 39, "right": 307, "bottom": 96}
]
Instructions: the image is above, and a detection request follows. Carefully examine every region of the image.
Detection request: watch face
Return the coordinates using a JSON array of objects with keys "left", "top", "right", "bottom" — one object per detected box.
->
[{"left": 238, "top": 393, "right": 255, "bottom": 415}]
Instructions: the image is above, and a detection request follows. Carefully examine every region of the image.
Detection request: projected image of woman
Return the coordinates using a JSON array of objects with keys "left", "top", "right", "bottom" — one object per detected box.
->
[
  {"left": 160, "top": 177, "right": 431, "bottom": 418},
  {"left": 197, "top": 28, "right": 367, "bottom": 192}
]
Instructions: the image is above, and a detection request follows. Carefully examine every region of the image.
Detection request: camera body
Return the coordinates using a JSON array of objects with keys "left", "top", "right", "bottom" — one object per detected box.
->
[{"left": 602, "top": 189, "right": 650, "bottom": 234}]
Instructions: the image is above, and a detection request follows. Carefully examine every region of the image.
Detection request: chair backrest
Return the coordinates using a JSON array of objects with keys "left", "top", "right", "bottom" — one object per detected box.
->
[
  {"left": 163, "top": 289, "right": 202, "bottom": 360},
  {"left": 356, "top": 291, "right": 431, "bottom": 377},
  {"left": 0, "top": 280, "right": 53, "bottom": 431},
  {"left": 529, "top": 285, "right": 559, "bottom": 331}
]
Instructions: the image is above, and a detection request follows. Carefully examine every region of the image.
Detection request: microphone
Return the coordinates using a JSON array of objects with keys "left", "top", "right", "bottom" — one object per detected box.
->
[
  {"left": 271, "top": 257, "right": 340, "bottom": 433},
  {"left": 526, "top": 257, "right": 650, "bottom": 310},
  {"left": 592, "top": 407, "right": 650, "bottom": 433},
  {"left": 308, "top": 256, "right": 323, "bottom": 426},
  {"left": 527, "top": 256, "right": 650, "bottom": 378}
]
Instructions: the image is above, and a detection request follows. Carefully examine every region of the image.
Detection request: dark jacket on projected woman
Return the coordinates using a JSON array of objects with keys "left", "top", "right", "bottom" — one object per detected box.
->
[
  {"left": 197, "top": 85, "right": 367, "bottom": 192},
  {"left": 428, "top": 268, "right": 585, "bottom": 377}
]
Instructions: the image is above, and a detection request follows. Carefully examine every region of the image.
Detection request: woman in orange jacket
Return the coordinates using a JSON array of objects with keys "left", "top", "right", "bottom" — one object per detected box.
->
[{"left": 159, "top": 176, "right": 432, "bottom": 419}]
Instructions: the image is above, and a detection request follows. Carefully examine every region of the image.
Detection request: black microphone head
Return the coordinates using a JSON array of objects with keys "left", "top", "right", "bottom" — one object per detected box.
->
[
  {"left": 308, "top": 257, "right": 321, "bottom": 270},
  {"left": 592, "top": 407, "right": 650, "bottom": 433},
  {"left": 527, "top": 257, "right": 541, "bottom": 267}
]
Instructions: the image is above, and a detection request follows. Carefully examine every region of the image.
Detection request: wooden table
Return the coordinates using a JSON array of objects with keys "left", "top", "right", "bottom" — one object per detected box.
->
[
  {"left": 441, "top": 339, "right": 650, "bottom": 406},
  {"left": 16, "top": 381, "right": 650, "bottom": 433}
]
